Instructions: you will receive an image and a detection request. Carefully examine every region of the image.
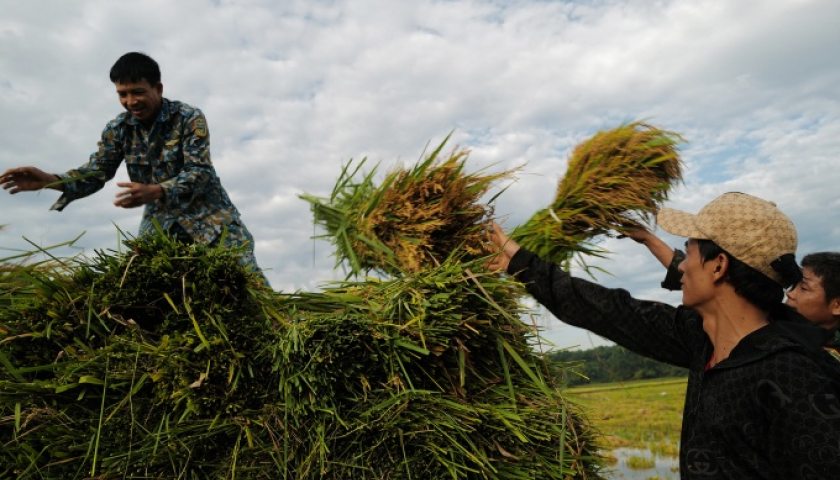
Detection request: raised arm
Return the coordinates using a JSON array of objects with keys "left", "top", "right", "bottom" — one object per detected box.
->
[
  {"left": 623, "top": 227, "right": 675, "bottom": 269},
  {"left": 623, "top": 227, "right": 685, "bottom": 291},
  {"left": 488, "top": 222, "right": 699, "bottom": 368}
]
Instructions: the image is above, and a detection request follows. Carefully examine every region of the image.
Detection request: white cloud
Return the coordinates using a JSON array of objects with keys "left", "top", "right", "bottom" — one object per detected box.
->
[{"left": 2, "top": 0, "right": 839, "bottom": 350}]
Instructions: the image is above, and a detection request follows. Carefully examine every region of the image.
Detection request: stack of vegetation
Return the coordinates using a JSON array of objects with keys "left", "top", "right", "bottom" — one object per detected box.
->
[
  {"left": 511, "top": 122, "right": 684, "bottom": 270},
  {"left": 273, "top": 262, "right": 602, "bottom": 479},
  {"left": 2, "top": 121, "right": 685, "bottom": 478},
  {"left": 549, "top": 345, "right": 687, "bottom": 387},
  {"left": 1, "top": 236, "right": 279, "bottom": 478},
  {"left": 301, "top": 135, "right": 514, "bottom": 277},
  {"left": 1, "top": 177, "right": 603, "bottom": 477}
]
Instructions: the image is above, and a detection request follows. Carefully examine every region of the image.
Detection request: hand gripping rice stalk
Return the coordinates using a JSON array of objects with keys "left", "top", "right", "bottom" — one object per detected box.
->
[
  {"left": 511, "top": 121, "right": 684, "bottom": 271},
  {"left": 301, "top": 135, "right": 516, "bottom": 278}
]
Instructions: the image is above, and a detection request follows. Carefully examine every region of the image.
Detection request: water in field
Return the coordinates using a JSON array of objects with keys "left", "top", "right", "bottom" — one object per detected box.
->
[
  {"left": 569, "top": 378, "right": 686, "bottom": 479},
  {"left": 606, "top": 447, "right": 680, "bottom": 480}
]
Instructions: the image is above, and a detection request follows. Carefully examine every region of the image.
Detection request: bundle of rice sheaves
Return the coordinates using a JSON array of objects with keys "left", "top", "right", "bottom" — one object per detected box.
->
[
  {"left": 511, "top": 122, "right": 684, "bottom": 269},
  {"left": 0, "top": 235, "right": 278, "bottom": 479},
  {"left": 301, "top": 136, "right": 515, "bottom": 277},
  {"left": 0, "top": 233, "right": 605, "bottom": 479}
]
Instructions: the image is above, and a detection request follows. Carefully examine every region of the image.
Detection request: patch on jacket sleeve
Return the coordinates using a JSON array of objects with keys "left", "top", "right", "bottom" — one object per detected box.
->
[{"left": 192, "top": 117, "right": 208, "bottom": 137}]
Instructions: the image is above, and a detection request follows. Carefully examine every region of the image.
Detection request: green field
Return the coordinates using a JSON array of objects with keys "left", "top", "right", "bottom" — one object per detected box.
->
[{"left": 568, "top": 377, "right": 687, "bottom": 454}]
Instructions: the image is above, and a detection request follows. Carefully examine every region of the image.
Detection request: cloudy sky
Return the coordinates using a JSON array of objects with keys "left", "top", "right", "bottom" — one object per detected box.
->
[{"left": 2, "top": 0, "right": 839, "bottom": 350}]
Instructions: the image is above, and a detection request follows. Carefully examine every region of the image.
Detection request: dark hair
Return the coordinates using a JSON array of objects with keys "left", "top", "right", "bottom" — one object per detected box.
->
[
  {"left": 802, "top": 252, "right": 840, "bottom": 303},
  {"left": 695, "top": 239, "right": 783, "bottom": 311},
  {"left": 110, "top": 52, "right": 160, "bottom": 86}
]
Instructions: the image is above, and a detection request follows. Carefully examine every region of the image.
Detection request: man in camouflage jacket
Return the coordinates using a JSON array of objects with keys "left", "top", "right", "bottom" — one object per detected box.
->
[{"left": 0, "top": 52, "right": 265, "bottom": 280}]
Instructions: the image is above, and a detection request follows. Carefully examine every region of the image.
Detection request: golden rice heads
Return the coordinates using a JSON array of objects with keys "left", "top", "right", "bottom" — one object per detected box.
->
[
  {"left": 357, "top": 148, "right": 512, "bottom": 274},
  {"left": 512, "top": 122, "right": 684, "bottom": 266},
  {"left": 554, "top": 121, "right": 684, "bottom": 235}
]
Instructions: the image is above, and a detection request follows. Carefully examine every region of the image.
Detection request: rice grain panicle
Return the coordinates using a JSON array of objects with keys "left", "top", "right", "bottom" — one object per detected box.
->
[
  {"left": 301, "top": 134, "right": 517, "bottom": 278},
  {"left": 511, "top": 121, "right": 684, "bottom": 272}
]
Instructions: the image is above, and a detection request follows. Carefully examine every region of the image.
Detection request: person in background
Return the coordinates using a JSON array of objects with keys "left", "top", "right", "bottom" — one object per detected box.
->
[
  {"left": 489, "top": 192, "right": 840, "bottom": 478},
  {"left": 0, "top": 52, "right": 267, "bottom": 284},
  {"left": 626, "top": 228, "right": 840, "bottom": 357}
]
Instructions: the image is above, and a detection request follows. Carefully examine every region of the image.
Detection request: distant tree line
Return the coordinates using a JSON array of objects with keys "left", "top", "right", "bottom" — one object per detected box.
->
[{"left": 548, "top": 345, "right": 687, "bottom": 387}]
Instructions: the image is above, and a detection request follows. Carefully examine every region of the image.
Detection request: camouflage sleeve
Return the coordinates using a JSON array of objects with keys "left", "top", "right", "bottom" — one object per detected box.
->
[
  {"left": 51, "top": 121, "right": 124, "bottom": 212},
  {"left": 157, "top": 112, "right": 214, "bottom": 207}
]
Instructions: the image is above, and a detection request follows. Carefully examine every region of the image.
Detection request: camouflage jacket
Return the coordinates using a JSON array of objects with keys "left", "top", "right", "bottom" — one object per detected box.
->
[{"left": 51, "top": 99, "right": 254, "bottom": 248}]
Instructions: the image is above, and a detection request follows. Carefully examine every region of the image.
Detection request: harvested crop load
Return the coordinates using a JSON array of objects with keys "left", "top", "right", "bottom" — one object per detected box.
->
[
  {"left": 1, "top": 232, "right": 605, "bottom": 478},
  {"left": 301, "top": 135, "right": 515, "bottom": 277},
  {"left": 274, "top": 262, "right": 603, "bottom": 479},
  {"left": 0, "top": 235, "right": 278, "bottom": 479},
  {"left": 511, "top": 121, "right": 684, "bottom": 269}
]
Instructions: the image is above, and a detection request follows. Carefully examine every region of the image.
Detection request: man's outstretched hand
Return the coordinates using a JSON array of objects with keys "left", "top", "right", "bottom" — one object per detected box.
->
[
  {"left": 618, "top": 225, "right": 675, "bottom": 270},
  {"left": 0, "top": 167, "right": 61, "bottom": 193},
  {"left": 115, "top": 182, "right": 164, "bottom": 208},
  {"left": 485, "top": 221, "right": 521, "bottom": 273}
]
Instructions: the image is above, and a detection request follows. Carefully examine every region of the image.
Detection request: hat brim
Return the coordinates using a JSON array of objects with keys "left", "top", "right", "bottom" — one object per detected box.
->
[{"left": 656, "top": 208, "right": 709, "bottom": 239}]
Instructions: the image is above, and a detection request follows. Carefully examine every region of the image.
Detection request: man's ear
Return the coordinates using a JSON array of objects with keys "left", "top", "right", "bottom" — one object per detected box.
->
[
  {"left": 714, "top": 253, "right": 729, "bottom": 279},
  {"left": 829, "top": 297, "right": 840, "bottom": 317}
]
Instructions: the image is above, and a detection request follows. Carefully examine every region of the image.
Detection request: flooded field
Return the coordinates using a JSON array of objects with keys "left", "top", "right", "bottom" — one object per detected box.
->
[
  {"left": 607, "top": 447, "right": 680, "bottom": 479},
  {"left": 568, "top": 377, "right": 687, "bottom": 480}
]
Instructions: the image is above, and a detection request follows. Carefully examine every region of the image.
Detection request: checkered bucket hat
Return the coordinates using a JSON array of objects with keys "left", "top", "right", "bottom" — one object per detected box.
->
[{"left": 656, "top": 192, "right": 798, "bottom": 285}]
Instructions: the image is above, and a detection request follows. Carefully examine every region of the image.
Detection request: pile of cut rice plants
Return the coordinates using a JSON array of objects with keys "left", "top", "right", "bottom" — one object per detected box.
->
[
  {"left": 271, "top": 262, "right": 603, "bottom": 479},
  {"left": 1, "top": 229, "right": 603, "bottom": 477},
  {"left": 1, "top": 235, "right": 278, "bottom": 478},
  {"left": 4, "top": 121, "right": 683, "bottom": 477}
]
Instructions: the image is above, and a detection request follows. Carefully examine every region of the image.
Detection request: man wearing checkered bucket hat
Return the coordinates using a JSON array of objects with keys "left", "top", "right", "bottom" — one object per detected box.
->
[{"left": 489, "top": 192, "right": 840, "bottom": 479}]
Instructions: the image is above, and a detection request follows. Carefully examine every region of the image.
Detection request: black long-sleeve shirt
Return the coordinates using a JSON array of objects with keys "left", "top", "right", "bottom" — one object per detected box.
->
[{"left": 508, "top": 248, "right": 840, "bottom": 479}]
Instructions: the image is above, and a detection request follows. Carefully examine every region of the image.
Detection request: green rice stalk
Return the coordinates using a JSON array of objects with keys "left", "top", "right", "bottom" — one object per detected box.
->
[
  {"left": 511, "top": 121, "right": 684, "bottom": 270},
  {"left": 301, "top": 135, "right": 516, "bottom": 277}
]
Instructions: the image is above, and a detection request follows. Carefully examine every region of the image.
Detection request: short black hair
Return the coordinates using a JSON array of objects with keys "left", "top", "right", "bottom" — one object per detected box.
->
[
  {"left": 802, "top": 252, "right": 840, "bottom": 304},
  {"left": 695, "top": 239, "right": 783, "bottom": 311},
  {"left": 110, "top": 52, "right": 160, "bottom": 86}
]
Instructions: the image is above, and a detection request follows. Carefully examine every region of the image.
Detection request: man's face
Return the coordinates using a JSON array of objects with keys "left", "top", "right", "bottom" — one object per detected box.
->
[
  {"left": 115, "top": 79, "right": 163, "bottom": 126},
  {"left": 785, "top": 266, "right": 840, "bottom": 329},
  {"left": 678, "top": 240, "right": 718, "bottom": 309}
]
